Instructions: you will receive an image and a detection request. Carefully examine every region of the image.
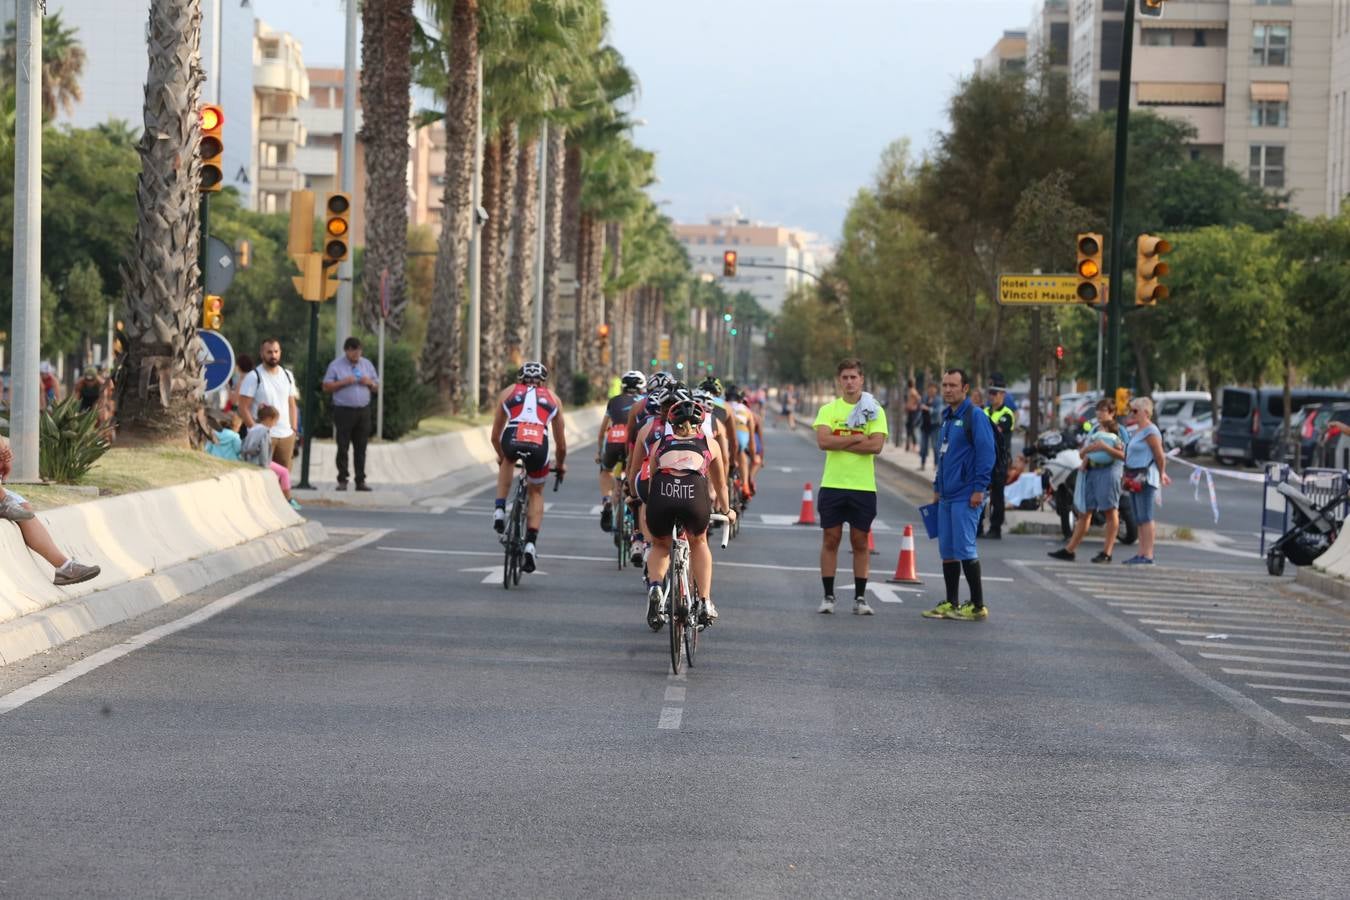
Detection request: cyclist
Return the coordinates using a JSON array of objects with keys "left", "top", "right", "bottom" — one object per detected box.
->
[
  {"left": 624, "top": 372, "right": 674, "bottom": 565},
  {"left": 632, "top": 392, "right": 733, "bottom": 629},
  {"left": 726, "top": 384, "right": 756, "bottom": 500},
  {"left": 596, "top": 370, "right": 645, "bottom": 531},
  {"left": 693, "top": 386, "right": 732, "bottom": 505},
  {"left": 490, "top": 361, "right": 567, "bottom": 573}
]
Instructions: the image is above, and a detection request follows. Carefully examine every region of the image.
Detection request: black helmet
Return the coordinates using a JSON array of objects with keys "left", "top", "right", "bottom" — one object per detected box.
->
[
  {"left": 669, "top": 399, "right": 705, "bottom": 427},
  {"left": 700, "top": 376, "right": 724, "bottom": 397},
  {"left": 647, "top": 371, "right": 675, "bottom": 393}
]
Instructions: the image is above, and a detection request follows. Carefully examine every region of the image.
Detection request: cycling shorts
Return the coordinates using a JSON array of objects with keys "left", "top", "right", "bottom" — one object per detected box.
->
[
  {"left": 633, "top": 474, "right": 651, "bottom": 505},
  {"left": 754, "top": 434, "right": 762, "bottom": 455},
  {"left": 502, "top": 423, "right": 550, "bottom": 484},
  {"left": 735, "top": 430, "right": 750, "bottom": 451},
  {"left": 600, "top": 443, "right": 627, "bottom": 472},
  {"left": 646, "top": 472, "right": 711, "bottom": 538}
]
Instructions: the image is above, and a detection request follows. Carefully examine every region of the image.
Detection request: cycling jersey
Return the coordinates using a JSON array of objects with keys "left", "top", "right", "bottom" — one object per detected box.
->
[
  {"left": 730, "top": 402, "right": 753, "bottom": 451},
  {"left": 501, "top": 383, "right": 559, "bottom": 482},
  {"left": 646, "top": 428, "right": 713, "bottom": 537},
  {"left": 602, "top": 392, "right": 640, "bottom": 469}
]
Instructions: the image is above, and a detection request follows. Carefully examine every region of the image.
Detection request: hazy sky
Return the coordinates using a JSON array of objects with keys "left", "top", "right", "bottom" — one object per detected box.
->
[{"left": 252, "top": 0, "right": 1034, "bottom": 242}]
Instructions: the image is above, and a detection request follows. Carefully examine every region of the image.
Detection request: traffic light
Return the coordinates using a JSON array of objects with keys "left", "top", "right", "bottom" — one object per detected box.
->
[
  {"left": 722, "top": 250, "right": 737, "bottom": 277},
  {"left": 323, "top": 192, "right": 351, "bottom": 265},
  {"left": 201, "top": 294, "right": 223, "bottom": 331},
  {"left": 1135, "top": 233, "right": 1172, "bottom": 306},
  {"left": 1075, "top": 233, "right": 1103, "bottom": 303},
  {"left": 1055, "top": 344, "right": 1065, "bottom": 361},
  {"left": 722, "top": 308, "right": 733, "bottom": 323},
  {"left": 199, "top": 105, "right": 224, "bottom": 193},
  {"left": 1138, "top": 0, "right": 1164, "bottom": 18}
]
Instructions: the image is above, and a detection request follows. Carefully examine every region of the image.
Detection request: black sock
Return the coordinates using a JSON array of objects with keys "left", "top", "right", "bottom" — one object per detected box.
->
[
  {"left": 855, "top": 577, "right": 867, "bottom": 600},
  {"left": 526, "top": 528, "right": 539, "bottom": 544},
  {"left": 962, "top": 559, "right": 984, "bottom": 608},
  {"left": 822, "top": 576, "right": 834, "bottom": 598},
  {"left": 943, "top": 561, "right": 961, "bottom": 605}
]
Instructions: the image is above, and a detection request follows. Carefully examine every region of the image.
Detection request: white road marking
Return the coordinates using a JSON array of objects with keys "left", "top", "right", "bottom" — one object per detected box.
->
[
  {"left": 1248, "top": 684, "right": 1350, "bottom": 696},
  {"left": 461, "top": 565, "right": 505, "bottom": 584},
  {"left": 1140, "top": 618, "right": 1350, "bottom": 638},
  {"left": 1198, "top": 653, "right": 1350, "bottom": 671},
  {"left": 868, "top": 583, "right": 920, "bottom": 604},
  {"left": 1156, "top": 629, "right": 1350, "bottom": 646},
  {"left": 0, "top": 529, "right": 392, "bottom": 715},
  {"left": 664, "top": 686, "right": 686, "bottom": 702},
  {"left": 918, "top": 571, "right": 1014, "bottom": 583},
  {"left": 1111, "top": 603, "right": 1300, "bottom": 618},
  {"left": 759, "top": 514, "right": 801, "bottom": 526},
  {"left": 1221, "top": 668, "right": 1350, "bottom": 684},
  {"left": 1275, "top": 697, "right": 1350, "bottom": 709},
  {"left": 1177, "top": 640, "right": 1350, "bottom": 659},
  {"left": 657, "top": 707, "right": 683, "bottom": 729},
  {"left": 1308, "top": 716, "right": 1350, "bottom": 726}
]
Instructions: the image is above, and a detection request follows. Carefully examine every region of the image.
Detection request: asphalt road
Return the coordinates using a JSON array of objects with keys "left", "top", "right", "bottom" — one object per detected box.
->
[{"left": 0, "top": 425, "right": 1347, "bottom": 898}]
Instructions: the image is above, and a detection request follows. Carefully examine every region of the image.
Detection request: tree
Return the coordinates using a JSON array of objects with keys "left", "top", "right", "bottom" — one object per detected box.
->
[
  {"left": 115, "top": 0, "right": 207, "bottom": 444},
  {"left": 2, "top": 12, "right": 87, "bottom": 122},
  {"left": 358, "top": 0, "right": 415, "bottom": 336}
]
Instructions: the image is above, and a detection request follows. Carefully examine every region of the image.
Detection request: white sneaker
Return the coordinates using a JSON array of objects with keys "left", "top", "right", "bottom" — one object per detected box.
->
[
  {"left": 853, "top": 598, "right": 875, "bottom": 616},
  {"left": 702, "top": 598, "right": 719, "bottom": 623},
  {"left": 522, "top": 541, "right": 537, "bottom": 573},
  {"left": 818, "top": 596, "right": 835, "bottom": 614},
  {"left": 493, "top": 507, "right": 506, "bottom": 533},
  {"left": 630, "top": 539, "right": 645, "bottom": 567}
]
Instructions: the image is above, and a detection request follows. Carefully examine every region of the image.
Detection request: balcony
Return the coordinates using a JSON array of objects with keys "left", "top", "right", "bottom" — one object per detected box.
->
[
  {"left": 254, "top": 58, "right": 310, "bottom": 98},
  {"left": 294, "top": 145, "right": 339, "bottom": 177},
  {"left": 258, "top": 117, "right": 307, "bottom": 147},
  {"left": 258, "top": 165, "right": 304, "bottom": 194},
  {"left": 1135, "top": 46, "right": 1227, "bottom": 84},
  {"left": 299, "top": 106, "right": 363, "bottom": 138}
]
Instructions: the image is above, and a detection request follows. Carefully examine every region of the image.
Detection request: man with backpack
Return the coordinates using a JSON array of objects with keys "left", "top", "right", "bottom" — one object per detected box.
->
[
  {"left": 237, "top": 338, "right": 300, "bottom": 471},
  {"left": 979, "top": 374, "right": 1016, "bottom": 540}
]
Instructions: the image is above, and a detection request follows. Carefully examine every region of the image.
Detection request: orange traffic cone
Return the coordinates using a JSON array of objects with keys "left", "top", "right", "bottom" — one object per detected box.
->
[
  {"left": 795, "top": 483, "right": 816, "bottom": 525},
  {"left": 888, "top": 524, "right": 922, "bottom": 584},
  {"left": 868, "top": 529, "right": 878, "bottom": 555}
]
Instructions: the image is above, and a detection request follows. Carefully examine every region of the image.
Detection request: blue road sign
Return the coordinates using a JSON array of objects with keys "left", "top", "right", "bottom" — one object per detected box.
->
[{"left": 198, "top": 329, "right": 235, "bottom": 394}]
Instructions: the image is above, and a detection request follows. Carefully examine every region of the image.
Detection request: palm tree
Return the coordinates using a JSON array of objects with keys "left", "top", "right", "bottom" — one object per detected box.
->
[
  {"left": 2, "top": 12, "right": 87, "bottom": 121},
  {"left": 420, "top": 0, "right": 479, "bottom": 409},
  {"left": 115, "top": 0, "right": 206, "bottom": 442},
  {"left": 359, "top": 0, "right": 415, "bottom": 336}
]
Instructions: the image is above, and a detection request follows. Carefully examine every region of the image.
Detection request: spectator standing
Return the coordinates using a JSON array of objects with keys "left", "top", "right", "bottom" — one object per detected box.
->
[
  {"left": 323, "top": 337, "right": 379, "bottom": 492},
  {"left": 242, "top": 405, "right": 302, "bottom": 510},
  {"left": 923, "top": 368, "right": 996, "bottom": 622},
  {"left": 978, "top": 374, "right": 1016, "bottom": 540},
  {"left": 39, "top": 361, "right": 59, "bottom": 409},
  {"left": 1049, "top": 398, "right": 1125, "bottom": 563},
  {"left": 904, "top": 380, "right": 921, "bottom": 452},
  {"left": 237, "top": 339, "right": 299, "bottom": 471},
  {"left": 812, "top": 358, "right": 887, "bottom": 616},
  {"left": 227, "top": 354, "right": 255, "bottom": 413},
  {"left": 76, "top": 367, "right": 103, "bottom": 413},
  {"left": 918, "top": 383, "right": 941, "bottom": 470},
  {"left": 0, "top": 437, "right": 100, "bottom": 585},
  {"left": 1122, "top": 397, "right": 1171, "bottom": 565}
]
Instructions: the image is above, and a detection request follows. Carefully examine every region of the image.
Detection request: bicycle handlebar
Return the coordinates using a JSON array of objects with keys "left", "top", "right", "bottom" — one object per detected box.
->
[{"left": 709, "top": 512, "right": 731, "bottom": 549}]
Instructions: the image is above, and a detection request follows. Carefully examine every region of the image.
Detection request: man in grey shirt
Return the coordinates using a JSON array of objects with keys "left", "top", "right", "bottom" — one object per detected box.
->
[{"left": 323, "top": 337, "right": 380, "bottom": 491}]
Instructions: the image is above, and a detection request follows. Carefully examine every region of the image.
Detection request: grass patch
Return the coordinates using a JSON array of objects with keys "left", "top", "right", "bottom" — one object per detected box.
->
[
  {"left": 400, "top": 412, "right": 490, "bottom": 441},
  {"left": 16, "top": 447, "right": 247, "bottom": 511},
  {"left": 1171, "top": 526, "right": 1195, "bottom": 541}
]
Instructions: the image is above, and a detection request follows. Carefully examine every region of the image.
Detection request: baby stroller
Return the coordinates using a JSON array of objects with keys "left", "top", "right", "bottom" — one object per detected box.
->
[{"left": 1265, "top": 479, "right": 1349, "bottom": 576}]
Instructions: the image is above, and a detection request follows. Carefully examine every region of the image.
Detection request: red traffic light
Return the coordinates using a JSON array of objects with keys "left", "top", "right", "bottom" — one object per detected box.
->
[{"left": 1055, "top": 345, "right": 1065, "bottom": 360}]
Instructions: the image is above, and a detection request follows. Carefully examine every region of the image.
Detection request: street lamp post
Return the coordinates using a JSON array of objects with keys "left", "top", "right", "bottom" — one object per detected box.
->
[{"left": 8, "top": 0, "right": 41, "bottom": 482}]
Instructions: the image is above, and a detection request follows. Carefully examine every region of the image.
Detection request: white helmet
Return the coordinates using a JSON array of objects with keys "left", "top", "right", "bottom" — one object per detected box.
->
[
  {"left": 621, "top": 370, "right": 647, "bottom": 392},
  {"left": 519, "top": 361, "right": 548, "bottom": 382}
]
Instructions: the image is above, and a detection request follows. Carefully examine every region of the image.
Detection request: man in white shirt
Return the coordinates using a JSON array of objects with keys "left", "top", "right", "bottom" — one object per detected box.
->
[{"left": 237, "top": 338, "right": 300, "bottom": 469}]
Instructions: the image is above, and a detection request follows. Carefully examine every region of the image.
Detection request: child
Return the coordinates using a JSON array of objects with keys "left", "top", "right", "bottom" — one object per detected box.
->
[
  {"left": 205, "top": 412, "right": 243, "bottom": 462},
  {"left": 0, "top": 439, "right": 101, "bottom": 586},
  {"left": 242, "top": 405, "right": 302, "bottom": 510}
]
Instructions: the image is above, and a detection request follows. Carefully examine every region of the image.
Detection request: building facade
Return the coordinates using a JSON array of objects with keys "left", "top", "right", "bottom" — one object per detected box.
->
[
  {"left": 252, "top": 20, "right": 309, "bottom": 213},
  {"left": 674, "top": 212, "right": 831, "bottom": 315},
  {"left": 976, "top": 30, "right": 1029, "bottom": 77}
]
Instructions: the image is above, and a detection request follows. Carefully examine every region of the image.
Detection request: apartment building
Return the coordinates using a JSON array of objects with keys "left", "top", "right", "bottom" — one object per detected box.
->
[
  {"left": 1330, "top": 1, "right": 1350, "bottom": 212},
  {"left": 1027, "top": 0, "right": 1072, "bottom": 78},
  {"left": 252, "top": 21, "right": 309, "bottom": 214},
  {"left": 1070, "top": 0, "right": 1127, "bottom": 112},
  {"left": 409, "top": 122, "right": 449, "bottom": 236},
  {"left": 297, "top": 68, "right": 368, "bottom": 245},
  {"left": 976, "top": 30, "right": 1029, "bottom": 77},
  {"left": 674, "top": 212, "right": 831, "bottom": 315}
]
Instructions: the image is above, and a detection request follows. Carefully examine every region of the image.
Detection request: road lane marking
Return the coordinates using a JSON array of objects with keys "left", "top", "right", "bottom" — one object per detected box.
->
[
  {"left": 868, "top": 583, "right": 919, "bottom": 604},
  {"left": 759, "top": 514, "right": 801, "bottom": 526},
  {"left": 1012, "top": 560, "right": 1350, "bottom": 770},
  {"left": 1308, "top": 716, "right": 1350, "bottom": 726},
  {"left": 1221, "top": 668, "right": 1350, "bottom": 684},
  {"left": 1111, "top": 603, "right": 1306, "bottom": 618},
  {"left": 0, "top": 529, "right": 392, "bottom": 716},
  {"left": 1198, "top": 653, "right": 1350, "bottom": 671},
  {"left": 1275, "top": 697, "right": 1350, "bottom": 709},
  {"left": 1177, "top": 640, "right": 1350, "bottom": 659},
  {"left": 1248, "top": 684, "right": 1350, "bottom": 696},
  {"left": 664, "top": 686, "right": 686, "bottom": 702},
  {"left": 657, "top": 707, "right": 683, "bottom": 729},
  {"left": 1141, "top": 618, "right": 1350, "bottom": 637},
  {"left": 1155, "top": 628, "right": 1350, "bottom": 645}
]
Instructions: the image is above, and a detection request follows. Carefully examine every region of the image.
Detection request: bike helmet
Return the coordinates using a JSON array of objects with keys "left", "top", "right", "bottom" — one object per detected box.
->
[
  {"left": 519, "top": 361, "right": 548, "bottom": 383},
  {"left": 669, "top": 398, "right": 705, "bottom": 427},
  {"left": 665, "top": 384, "right": 693, "bottom": 409},
  {"left": 699, "top": 376, "right": 724, "bottom": 397},
  {"left": 646, "top": 385, "right": 671, "bottom": 411},
  {"left": 621, "top": 370, "right": 647, "bottom": 392},
  {"left": 647, "top": 371, "right": 675, "bottom": 394},
  {"left": 692, "top": 387, "right": 715, "bottom": 409}
]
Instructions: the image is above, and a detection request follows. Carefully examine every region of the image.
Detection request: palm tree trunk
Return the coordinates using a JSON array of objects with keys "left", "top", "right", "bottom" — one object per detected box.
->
[
  {"left": 543, "top": 125, "right": 565, "bottom": 375},
  {"left": 420, "top": 0, "right": 478, "bottom": 410},
  {"left": 576, "top": 214, "right": 604, "bottom": 378},
  {"left": 479, "top": 134, "right": 504, "bottom": 406},
  {"left": 506, "top": 132, "right": 538, "bottom": 365},
  {"left": 359, "top": 0, "right": 414, "bottom": 336},
  {"left": 116, "top": 0, "right": 206, "bottom": 444}
]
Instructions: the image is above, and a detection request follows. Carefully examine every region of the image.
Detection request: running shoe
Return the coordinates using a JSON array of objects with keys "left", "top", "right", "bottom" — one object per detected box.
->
[
  {"left": 630, "top": 539, "right": 646, "bottom": 567},
  {"left": 853, "top": 598, "right": 875, "bottom": 616},
  {"left": 522, "top": 542, "right": 537, "bottom": 573},
  {"left": 1122, "top": 555, "right": 1154, "bottom": 566},
  {"left": 289, "top": 498, "right": 303, "bottom": 511},
  {"left": 647, "top": 584, "right": 666, "bottom": 631},
  {"left": 817, "top": 596, "right": 836, "bottom": 614},
  {"left": 493, "top": 508, "right": 506, "bottom": 534},
  {"left": 53, "top": 560, "right": 100, "bottom": 587},
  {"left": 1091, "top": 551, "right": 1112, "bottom": 564},
  {"left": 948, "top": 603, "right": 988, "bottom": 621},
  {"left": 1047, "top": 548, "right": 1075, "bottom": 561},
  {"left": 701, "top": 598, "right": 719, "bottom": 624},
  {"left": 922, "top": 601, "right": 955, "bottom": 619},
  {"left": 600, "top": 502, "right": 613, "bottom": 533}
]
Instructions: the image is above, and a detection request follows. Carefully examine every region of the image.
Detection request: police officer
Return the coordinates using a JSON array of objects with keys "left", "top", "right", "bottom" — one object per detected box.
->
[{"left": 979, "top": 374, "right": 1016, "bottom": 540}]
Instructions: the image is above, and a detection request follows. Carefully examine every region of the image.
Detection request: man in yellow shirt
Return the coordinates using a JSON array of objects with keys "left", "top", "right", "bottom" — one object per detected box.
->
[{"left": 813, "top": 358, "right": 888, "bottom": 615}]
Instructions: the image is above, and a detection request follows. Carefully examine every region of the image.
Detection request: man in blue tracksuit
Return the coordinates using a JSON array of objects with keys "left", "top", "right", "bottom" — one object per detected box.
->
[{"left": 923, "top": 367, "right": 996, "bottom": 622}]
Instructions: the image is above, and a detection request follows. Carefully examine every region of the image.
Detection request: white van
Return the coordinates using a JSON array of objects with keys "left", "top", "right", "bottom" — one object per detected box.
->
[{"left": 1154, "top": 391, "right": 1213, "bottom": 446}]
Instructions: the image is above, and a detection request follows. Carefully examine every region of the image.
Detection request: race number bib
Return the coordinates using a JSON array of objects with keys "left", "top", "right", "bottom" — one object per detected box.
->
[
  {"left": 607, "top": 424, "right": 628, "bottom": 444},
  {"left": 516, "top": 423, "right": 545, "bottom": 445}
]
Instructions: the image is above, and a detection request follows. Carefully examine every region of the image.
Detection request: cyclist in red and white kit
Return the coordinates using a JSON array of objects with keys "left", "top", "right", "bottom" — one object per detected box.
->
[{"left": 491, "top": 362, "right": 567, "bottom": 573}]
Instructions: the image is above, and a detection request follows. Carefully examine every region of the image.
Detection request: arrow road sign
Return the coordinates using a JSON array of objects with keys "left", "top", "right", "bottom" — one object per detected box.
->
[
  {"left": 197, "top": 329, "right": 235, "bottom": 394},
  {"left": 461, "top": 565, "right": 547, "bottom": 584}
]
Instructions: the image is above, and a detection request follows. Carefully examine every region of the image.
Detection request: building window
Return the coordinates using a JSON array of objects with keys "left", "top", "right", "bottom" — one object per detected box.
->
[
  {"left": 1099, "top": 79, "right": 1120, "bottom": 111},
  {"left": 1251, "top": 99, "right": 1289, "bottom": 127},
  {"left": 1249, "top": 144, "right": 1285, "bottom": 188},
  {"left": 1252, "top": 23, "right": 1291, "bottom": 66},
  {"left": 1101, "top": 20, "right": 1124, "bottom": 69},
  {"left": 1140, "top": 29, "right": 1175, "bottom": 46}
]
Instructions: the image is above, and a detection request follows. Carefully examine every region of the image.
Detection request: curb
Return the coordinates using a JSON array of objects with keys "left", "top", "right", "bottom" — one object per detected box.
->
[
  {"left": 0, "top": 520, "right": 327, "bottom": 666},
  {"left": 1296, "top": 566, "right": 1350, "bottom": 606}
]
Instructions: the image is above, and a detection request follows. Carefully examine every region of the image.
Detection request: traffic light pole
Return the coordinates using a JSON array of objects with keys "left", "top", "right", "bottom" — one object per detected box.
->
[
  {"left": 296, "top": 299, "right": 320, "bottom": 490},
  {"left": 199, "top": 194, "right": 209, "bottom": 291},
  {"left": 1104, "top": 1, "right": 1136, "bottom": 395}
]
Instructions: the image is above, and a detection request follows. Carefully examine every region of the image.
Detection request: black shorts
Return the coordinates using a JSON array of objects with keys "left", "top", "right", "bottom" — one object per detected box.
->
[
  {"left": 646, "top": 472, "right": 712, "bottom": 538},
  {"left": 502, "top": 425, "right": 550, "bottom": 483},
  {"left": 600, "top": 443, "right": 627, "bottom": 471},
  {"left": 818, "top": 487, "right": 877, "bottom": 532}
]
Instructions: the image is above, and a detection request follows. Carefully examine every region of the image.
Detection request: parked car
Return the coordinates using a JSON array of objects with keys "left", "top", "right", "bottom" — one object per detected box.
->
[
  {"left": 1155, "top": 391, "right": 1212, "bottom": 442},
  {"left": 1173, "top": 412, "right": 1215, "bottom": 458},
  {"left": 1215, "top": 387, "right": 1350, "bottom": 466},
  {"left": 1310, "top": 402, "right": 1350, "bottom": 468}
]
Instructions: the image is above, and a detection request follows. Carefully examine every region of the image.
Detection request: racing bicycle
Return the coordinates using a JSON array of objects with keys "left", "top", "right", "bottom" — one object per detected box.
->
[
  {"left": 664, "top": 513, "right": 730, "bottom": 675},
  {"left": 501, "top": 457, "right": 563, "bottom": 590}
]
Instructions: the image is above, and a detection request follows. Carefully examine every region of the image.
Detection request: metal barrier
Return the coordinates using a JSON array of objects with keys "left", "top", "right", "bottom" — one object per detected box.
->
[{"left": 1260, "top": 463, "right": 1349, "bottom": 563}]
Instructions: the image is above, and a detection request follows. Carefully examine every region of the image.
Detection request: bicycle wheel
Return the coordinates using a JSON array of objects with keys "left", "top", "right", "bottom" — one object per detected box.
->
[
  {"left": 616, "top": 499, "right": 627, "bottom": 570},
  {"left": 668, "top": 564, "right": 686, "bottom": 675},
  {"left": 684, "top": 575, "right": 699, "bottom": 668}
]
